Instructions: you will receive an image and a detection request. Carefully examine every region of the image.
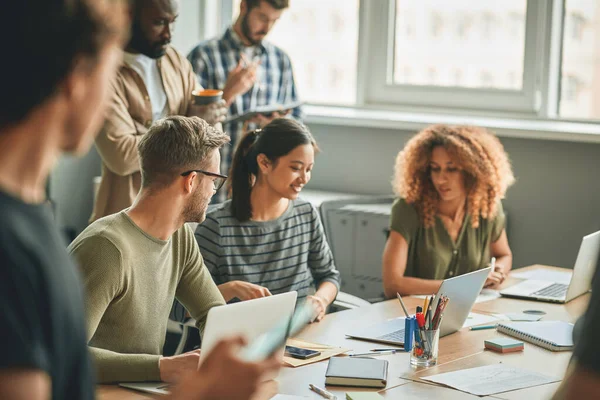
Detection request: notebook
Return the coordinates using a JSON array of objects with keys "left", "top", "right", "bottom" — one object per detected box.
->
[
  {"left": 325, "top": 357, "right": 388, "bottom": 388},
  {"left": 496, "top": 321, "right": 574, "bottom": 351}
]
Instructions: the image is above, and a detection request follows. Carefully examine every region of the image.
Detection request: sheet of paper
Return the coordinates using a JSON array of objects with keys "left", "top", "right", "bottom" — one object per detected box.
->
[
  {"left": 475, "top": 289, "right": 501, "bottom": 303},
  {"left": 271, "top": 395, "right": 310, "bottom": 399},
  {"left": 511, "top": 269, "right": 572, "bottom": 284},
  {"left": 421, "top": 364, "right": 560, "bottom": 396},
  {"left": 283, "top": 338, "right": 350, "bottom": 368},
  {"left": 462, "top": 312, "right": 500, "bottom": 328}
]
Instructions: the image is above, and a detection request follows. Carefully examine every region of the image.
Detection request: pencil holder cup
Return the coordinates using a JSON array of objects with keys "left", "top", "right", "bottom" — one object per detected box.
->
[{"left": 410, "top": 328, "right": 440, "bottom": 367}]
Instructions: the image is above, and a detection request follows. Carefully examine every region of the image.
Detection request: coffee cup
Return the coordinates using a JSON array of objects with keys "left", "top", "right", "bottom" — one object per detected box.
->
[{"left": 192, "top": 89, "right": 223, "bottom": 105}]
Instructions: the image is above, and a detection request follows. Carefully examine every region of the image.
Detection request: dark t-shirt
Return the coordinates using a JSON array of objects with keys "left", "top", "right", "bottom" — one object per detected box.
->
[
  {"left": 573, "top": 253, "right": 600, "bottom": 373},
  {"left": 0, "top": 191, "right": 94, "bottom": 399}
]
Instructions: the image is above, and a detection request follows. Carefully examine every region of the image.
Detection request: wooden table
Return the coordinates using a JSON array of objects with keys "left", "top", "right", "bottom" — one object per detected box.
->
[{"left": 97, "top": 265, "right": 588, "bottom": 399}]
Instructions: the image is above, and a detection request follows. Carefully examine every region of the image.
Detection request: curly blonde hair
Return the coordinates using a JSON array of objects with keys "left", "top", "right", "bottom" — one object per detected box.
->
[{"left": 393, "top": 124, "right": 515, "bottom": 229}]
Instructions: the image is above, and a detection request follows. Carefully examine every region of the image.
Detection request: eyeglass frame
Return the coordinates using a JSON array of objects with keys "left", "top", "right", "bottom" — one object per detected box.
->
[{"left": 180, "top": 169, "right": 228, "bottom": 192}]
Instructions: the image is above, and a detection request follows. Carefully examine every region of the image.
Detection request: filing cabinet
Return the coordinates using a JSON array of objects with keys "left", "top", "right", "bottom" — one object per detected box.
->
[{"left": 323, "top": 201, "right": 394, "bottom": 301}]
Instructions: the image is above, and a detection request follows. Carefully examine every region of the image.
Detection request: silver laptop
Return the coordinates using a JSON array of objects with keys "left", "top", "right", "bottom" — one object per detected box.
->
[
  {"left": 500, "top": 230, "right": 600, "bottom": 303},
  {"left": 346, "top": 267, "right": 491, "bottom": 346},
  {"left": 120, "top": 291, "right": 298, "bottom": 395}
]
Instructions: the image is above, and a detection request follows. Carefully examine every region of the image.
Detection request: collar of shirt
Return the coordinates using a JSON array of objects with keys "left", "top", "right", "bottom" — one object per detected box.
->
[{"left": 223, "top": 27, "right": 267, "bottom": 57}]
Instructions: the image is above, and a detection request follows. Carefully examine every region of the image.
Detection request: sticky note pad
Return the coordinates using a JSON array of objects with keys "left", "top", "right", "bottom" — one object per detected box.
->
[
  {"left": 346, "top": 392, "right": 384, "bottom": 400},
  {"left": 484, "top": 337, "right": 524, "bottom": 353}
]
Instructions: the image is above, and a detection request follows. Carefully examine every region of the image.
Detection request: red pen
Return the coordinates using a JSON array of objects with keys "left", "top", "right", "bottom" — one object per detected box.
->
[
  {"left": 416, "top": 312, "right": 425, "bottom": 329},
  {"left": 415, "top": 311, "right": 428, "bottom": 352}
]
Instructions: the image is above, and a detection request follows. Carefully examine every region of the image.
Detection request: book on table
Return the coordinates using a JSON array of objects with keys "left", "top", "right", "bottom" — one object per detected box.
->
[{"left": 325, "top": 357, "right": 388, "bottom": 388}]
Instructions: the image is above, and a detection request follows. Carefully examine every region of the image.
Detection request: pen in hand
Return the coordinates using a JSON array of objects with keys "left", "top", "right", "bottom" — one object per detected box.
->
[{"left": 309, "top": 383, "right": 337, "bottom": 399}]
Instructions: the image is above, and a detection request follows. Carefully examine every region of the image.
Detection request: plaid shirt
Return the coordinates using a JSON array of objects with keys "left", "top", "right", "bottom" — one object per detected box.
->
[{"left": 188, "top": 28, "right": 303, "bottom": 201}]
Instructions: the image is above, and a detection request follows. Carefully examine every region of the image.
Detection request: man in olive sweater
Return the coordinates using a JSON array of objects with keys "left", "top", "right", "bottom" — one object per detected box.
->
[{"left": 69, "top": 116, "right": 229, "bottom": 383}]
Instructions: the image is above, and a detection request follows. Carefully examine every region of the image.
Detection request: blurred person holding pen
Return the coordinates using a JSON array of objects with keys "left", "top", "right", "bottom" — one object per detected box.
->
[
  {"left": 383, "top": 125, "right": 515, "bottom": 297},
  {"left": 188, "top": 0, "right": 303, "bottom": 201}
]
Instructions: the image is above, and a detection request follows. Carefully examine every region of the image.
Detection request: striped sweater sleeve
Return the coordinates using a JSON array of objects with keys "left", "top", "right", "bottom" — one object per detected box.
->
[
  {"left": 307, "top": 204, "right": 341, "bottom": 290},
  {"left": 195, "top": 214, "right": 223, "bottom": 284}
]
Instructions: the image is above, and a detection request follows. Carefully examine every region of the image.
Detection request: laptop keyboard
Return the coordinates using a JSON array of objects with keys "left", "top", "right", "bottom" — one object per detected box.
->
[
  {"left": 376, "top": 329, "right": 405, "bottom": 342},
  {"left": 532, "top": 283, "right": 568, "bottom": 298}
]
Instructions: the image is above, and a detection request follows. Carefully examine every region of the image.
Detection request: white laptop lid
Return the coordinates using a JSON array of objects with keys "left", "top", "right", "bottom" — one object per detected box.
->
[
  {"left": 200, "top": 291, "right": 297, "bottom": 362},
  {"left": 432, "top": 267, "right": 491, "bottom": 336},
  {"left": 500, "top": 230, "right": 600, "bottom": 301},
  {"left": 565, "top": 230, "right": 600, "bottom": 301},
  {"left": 346, "top": 267, "right": 491, "bottom": 343}
]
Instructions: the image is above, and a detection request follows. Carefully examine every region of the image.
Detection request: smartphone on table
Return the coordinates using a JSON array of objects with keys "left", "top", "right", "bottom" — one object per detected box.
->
[{"left": 284, "top": 345, "right": 321, "bottom": 359}]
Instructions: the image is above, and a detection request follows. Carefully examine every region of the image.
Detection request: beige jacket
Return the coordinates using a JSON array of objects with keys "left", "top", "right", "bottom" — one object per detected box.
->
[{"left": 91, "top": 46, "right": 199, "bottom": 222}]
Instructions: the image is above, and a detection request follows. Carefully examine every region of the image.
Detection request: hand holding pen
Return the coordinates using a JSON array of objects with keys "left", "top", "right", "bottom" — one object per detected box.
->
[
  {"left": 222, "top": 53, "right": 260, "bottom": 105},
  {"left": 485, "top": 256, "right": 506, "bottom": 288}
]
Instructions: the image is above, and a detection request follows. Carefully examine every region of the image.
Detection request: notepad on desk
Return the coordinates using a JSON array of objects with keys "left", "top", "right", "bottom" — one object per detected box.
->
[
  {"left": 497, "top": 321, "right": 574, "bottom": 351},
  {"left": 325, "top": 357, "right": 388, "bottom": 388}
]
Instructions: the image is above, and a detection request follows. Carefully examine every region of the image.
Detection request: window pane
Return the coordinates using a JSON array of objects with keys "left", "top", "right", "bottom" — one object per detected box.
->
[
  {"left": 232, "top": 0, "right": 358, "bottom": 105},
  {"left": 394, "top": 0, "right": 526, "bottom": 90},
  {"left": 560, "top": 0, "right": 600, "bottom": 119}
]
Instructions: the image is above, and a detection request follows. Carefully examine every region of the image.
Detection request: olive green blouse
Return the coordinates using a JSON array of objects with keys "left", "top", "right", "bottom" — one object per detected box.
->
[{"left": 389, "top": 198, "right": 505, "bottom": 280}]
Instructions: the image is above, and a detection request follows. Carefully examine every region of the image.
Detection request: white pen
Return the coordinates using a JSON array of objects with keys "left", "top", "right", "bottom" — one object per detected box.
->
[
  {"left": 349, "top": 350, "right": 396, "bottom": 357},
  {"left": 490, "top": 256, "right": 496, "bottom": 270},
  {"left": 309, "top": 384, "right": 337, "bottom": 399}
]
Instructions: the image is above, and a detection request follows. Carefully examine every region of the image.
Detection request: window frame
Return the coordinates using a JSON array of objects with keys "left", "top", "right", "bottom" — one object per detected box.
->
[{"left": 361, "top": 0, "right": 553, "bottom": 116}]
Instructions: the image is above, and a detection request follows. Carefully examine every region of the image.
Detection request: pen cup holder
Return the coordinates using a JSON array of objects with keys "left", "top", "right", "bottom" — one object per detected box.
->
[{"left": 410, "top": 328, "right": 440, "bottom": 367}]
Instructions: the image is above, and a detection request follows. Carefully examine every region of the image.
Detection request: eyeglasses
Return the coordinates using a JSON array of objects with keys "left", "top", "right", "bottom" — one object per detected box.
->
[{"left": 180, "top": 169, "right": 228, "bottom": 192}]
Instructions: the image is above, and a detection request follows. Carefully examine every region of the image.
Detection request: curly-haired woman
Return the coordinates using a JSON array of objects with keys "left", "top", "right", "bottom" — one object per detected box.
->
[{"left": 382, "top": 125, "right": 515, "bottom": 297}]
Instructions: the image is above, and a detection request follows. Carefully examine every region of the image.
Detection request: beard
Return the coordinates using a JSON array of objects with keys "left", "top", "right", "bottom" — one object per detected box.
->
[
  {"left": 183, "top": 187, "right": 210, "bottom": 224},
  {"left": 241, "top": 13, "right": 267, "bottom": 46},
  {"left": 128, "top": 18, "right": 170, "bottom": 59}
]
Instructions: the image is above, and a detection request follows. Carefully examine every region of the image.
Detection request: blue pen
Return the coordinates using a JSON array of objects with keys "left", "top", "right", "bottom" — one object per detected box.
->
[
  {"left": 470, "top": 324, "right": 497, "bottom": 331},
  {"left": 404, "top": 316, "right": 416, "bottom": 351}
]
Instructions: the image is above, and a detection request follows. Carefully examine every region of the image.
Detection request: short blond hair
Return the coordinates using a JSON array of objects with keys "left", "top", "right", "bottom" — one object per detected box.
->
[
  {"left": 393, "top": 124, "right": 515, "bottom": 229},
  {"left": 138, "top": 116, "right": 230, "bottom": 189}
]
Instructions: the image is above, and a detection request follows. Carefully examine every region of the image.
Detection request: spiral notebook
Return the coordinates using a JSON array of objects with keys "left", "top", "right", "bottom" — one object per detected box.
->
[{"left": 497, "top": 321, "right": 574, "bottom": 351}]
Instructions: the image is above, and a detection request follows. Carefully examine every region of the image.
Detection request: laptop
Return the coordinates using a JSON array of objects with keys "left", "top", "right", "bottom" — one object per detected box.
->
[
  {"left": 500, "top": 230, "right": 600, "bottom": 303},
  {"left": 120, "top": 291, "right": 298, "bottom": 395},
  {"left": 346, "top": 267, "right": 491, "bottom": 346}
]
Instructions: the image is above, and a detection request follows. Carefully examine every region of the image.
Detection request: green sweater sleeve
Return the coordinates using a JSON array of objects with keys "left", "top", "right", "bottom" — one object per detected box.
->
[
  {"left": 176, "top": 225, "right": 226, "bottom": 335},
  {"left": 69, "top": 235, "right": 162, "bottom": 383}
]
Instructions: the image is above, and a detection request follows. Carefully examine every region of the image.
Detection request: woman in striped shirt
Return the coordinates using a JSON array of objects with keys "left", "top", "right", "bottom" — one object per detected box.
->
[{"left": 195, "top": 118, "right": 340, "bottom": 321}]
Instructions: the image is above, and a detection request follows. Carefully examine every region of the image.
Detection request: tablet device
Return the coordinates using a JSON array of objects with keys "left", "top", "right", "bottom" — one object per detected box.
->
[{"left": 224, "top": 101, "right": 304, "bottom": 124}]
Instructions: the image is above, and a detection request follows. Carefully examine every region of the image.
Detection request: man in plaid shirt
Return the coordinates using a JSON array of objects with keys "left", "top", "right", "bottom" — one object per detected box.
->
[{"left": 188, "top": 0, "right": 303, "bottom": 201}]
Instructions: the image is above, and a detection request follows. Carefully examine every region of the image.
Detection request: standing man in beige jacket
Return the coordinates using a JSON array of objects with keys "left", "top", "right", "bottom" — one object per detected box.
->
[{"left": 92, "top": 0, "right": 228, "bottom": 221}]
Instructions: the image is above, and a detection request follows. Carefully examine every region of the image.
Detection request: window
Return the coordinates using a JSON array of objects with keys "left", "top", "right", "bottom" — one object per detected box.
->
[
  {"left": 374, "top": 0, "right": 535, "bottom": 113},
  {"left": 480, "top": 71, "right": 494, "bottom": 88},
  {"left": 430, "top": 12, "right": 443, "bottom": 37},
  {"left": 232, "top": 0, "right": 359, "bottom": 105},
  {"left": 567, "top": 12, "right": 586, "bottom": 41},
  {"left": 214, "top": 0, "right": 600, "bottom": 122},
  {"left": 559, "top": 1, "right": 600, "bottom": 119}
]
